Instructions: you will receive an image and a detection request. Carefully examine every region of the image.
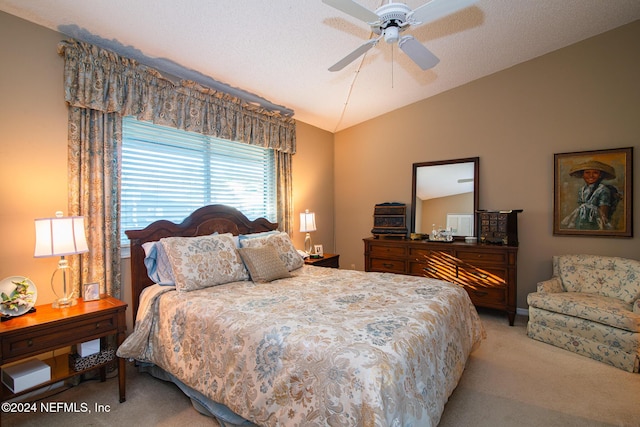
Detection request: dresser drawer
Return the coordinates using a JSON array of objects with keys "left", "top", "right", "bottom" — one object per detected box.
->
[
  {"left": 464, "top": 285, "right": 506, "bottom": 306},
  {"left": 369, "top": 244, "right": 407, "bottom": 258},
  {"left": 369, "top": 258, "right": 406, "bottom": 274},
  {"left": 2, "top": 313, "right": 118, "bottom": 360},
  {"left": 409, "top": 247, "right": 454, "bottom": 260},
  {"left": 458, "top": 265, "right": 508, "bottom": 285},
  {"left": 409, "top": 260, "right": 456, "bottom": 280},
  {"left": 456, "top": 249, "right": 508, "bottom": 265}
]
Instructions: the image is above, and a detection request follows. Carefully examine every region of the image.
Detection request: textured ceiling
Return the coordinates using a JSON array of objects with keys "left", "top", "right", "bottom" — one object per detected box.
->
[{"left": 1, "top": 0, "right": 638, "bottom": 132}]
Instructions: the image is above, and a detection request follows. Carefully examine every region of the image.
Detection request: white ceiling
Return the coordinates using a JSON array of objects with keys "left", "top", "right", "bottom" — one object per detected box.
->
[{"left": 1, "top": 0, "right": 638, "bottom": 132}]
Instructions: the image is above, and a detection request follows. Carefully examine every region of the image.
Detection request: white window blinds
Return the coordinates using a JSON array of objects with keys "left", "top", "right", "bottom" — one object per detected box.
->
[{"left": 121, "top": 117, "right": 276, "bottom": 245}]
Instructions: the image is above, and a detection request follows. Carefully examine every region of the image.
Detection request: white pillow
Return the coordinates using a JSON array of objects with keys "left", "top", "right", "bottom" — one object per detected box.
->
[
  {"left": 159, "top": 233, "right": 248, "bottom": 292},
  {"left": 238, "top": 230, "right": 279, "bottom": 243},
  {"left": 239, "top": 231, "right": 304, "bottom": 271},
  {"left": 141, "top": 241, "right": 175, "bottom": 286}
]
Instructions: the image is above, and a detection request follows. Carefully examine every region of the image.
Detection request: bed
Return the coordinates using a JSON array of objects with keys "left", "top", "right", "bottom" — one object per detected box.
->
[{"left": 117, "top": 205, "right": 485, "bottom": 427}]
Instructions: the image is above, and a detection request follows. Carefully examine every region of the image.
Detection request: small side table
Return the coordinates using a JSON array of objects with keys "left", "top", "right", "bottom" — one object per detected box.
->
[
  {"left": 304, "top": 253, "right": 340, "bottom": 269},
  {"left": 0, "top": 296, "right": 127, "bottom": 403}
]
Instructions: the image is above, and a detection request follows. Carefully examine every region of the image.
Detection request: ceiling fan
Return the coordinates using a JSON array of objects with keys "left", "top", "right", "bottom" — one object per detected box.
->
[{"left": 323, "top": 0, "right": 476, "bottom": 71}]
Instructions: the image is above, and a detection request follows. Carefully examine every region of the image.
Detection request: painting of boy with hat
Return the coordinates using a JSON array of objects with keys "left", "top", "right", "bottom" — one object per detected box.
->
[{"left": 561, "top": 160, "right": 618, "bottom": 230}]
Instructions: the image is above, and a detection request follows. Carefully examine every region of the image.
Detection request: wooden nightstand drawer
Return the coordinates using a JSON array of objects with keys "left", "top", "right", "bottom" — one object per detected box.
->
[
  {"left": 2, "top": 313, "right": 117, "bottom": 360},
  {"left": 62, "top": 312, "right": 118, "bottom": 338}
]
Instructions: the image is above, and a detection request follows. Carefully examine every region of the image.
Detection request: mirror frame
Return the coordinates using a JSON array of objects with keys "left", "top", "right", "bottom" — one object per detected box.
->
[{"left": 410, "top": 157, "right": 480, "bottom": 239}]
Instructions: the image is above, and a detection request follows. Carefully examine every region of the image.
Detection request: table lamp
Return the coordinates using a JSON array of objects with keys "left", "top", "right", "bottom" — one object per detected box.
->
[
  {"left": 299, "top": 209, "right": 316, "bottom": 254},
  {"left": 34, "top": 211, "right": 89, "bottom": 308}
]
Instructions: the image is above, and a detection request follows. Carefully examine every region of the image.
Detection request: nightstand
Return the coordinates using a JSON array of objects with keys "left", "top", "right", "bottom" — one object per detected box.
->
[
  {"left": 0, "top": 296, "right": 127, "bottom": 403},
  {"left": 304, "top": 253, "right": 340, "bottom": 268}
]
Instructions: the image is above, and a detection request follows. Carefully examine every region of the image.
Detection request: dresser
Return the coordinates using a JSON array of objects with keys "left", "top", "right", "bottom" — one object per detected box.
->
[{"left": 364, "top": 238, "right": 518, "bottom": 325}]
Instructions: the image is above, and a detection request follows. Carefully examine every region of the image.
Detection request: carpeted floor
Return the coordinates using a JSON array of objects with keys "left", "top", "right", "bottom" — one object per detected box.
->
[
  {"left": 438, "top": 309, "right": 640, "bottom": 427},
  {"left": 3, "top": 309, "right": 639, "bottom": 426}
]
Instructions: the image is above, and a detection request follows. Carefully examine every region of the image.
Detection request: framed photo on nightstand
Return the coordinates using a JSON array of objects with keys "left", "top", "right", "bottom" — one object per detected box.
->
[
  {"left": 314, "top": 244, "right": 324, "bottom": 257},
  {"left": 83, "top": 282, "right": 100, "bottom": 301}
]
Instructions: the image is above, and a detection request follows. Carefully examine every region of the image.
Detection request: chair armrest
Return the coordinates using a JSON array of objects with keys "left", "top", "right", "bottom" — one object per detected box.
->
[{"left": 537, "top": 276, "right": 564, "bottom": 293}]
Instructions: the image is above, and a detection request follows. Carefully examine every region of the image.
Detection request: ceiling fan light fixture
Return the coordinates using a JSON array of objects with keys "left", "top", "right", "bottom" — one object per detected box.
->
[{"left": 384, "top": 26, "right": 400, "bottom": 43}]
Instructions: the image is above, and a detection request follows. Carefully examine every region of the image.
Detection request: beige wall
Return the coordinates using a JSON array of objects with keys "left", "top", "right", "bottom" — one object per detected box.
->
[
  {"left": 335, "top": 20, "right": 640, "bottom": 310},
  {"left": 0, "top": 13, "right": 334, "bottom": 331},
  {"left": 1, "top": 12, "right": 69, "bottom": 305},
  {"left": 291, "top": 122, "right": 335, "bottom": 254}
]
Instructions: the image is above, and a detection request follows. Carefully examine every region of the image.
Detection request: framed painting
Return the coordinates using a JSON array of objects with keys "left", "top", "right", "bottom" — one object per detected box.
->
[{"left": 554, "top": 147, "right": 633, "bottom": 237}]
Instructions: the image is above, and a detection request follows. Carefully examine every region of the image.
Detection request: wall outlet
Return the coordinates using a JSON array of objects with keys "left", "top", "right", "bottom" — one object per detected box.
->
[{"left": 350, "top": 264, "right": 356, "bottom": 270}]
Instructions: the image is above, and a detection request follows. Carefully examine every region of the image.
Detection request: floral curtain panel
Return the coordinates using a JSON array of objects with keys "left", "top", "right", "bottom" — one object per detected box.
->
[
  {"left": 67, "top": 107, "right": 122, "bottom": 298},
  {"left": 59, "top": 39, "right": 296, "bottom": 298},
  {"left": 275, "top": 151, "right": 294, "bottom": 234}
]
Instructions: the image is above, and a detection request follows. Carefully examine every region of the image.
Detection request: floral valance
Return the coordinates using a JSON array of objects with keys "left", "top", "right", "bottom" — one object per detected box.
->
[{"left": 58, "top": 39, "right": 296, "bottom": 154}]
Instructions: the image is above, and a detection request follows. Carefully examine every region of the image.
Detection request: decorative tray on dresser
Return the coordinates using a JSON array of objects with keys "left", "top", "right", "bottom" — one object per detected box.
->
[{"left": 364, "top": 238, "right": 518, "bottom": 325}]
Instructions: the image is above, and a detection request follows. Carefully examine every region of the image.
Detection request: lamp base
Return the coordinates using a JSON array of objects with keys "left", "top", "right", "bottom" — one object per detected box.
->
[
  {"left": 52, "top": 297, "right": 77, "bottom": 309},
  {"left": 304, "top": 233, "right": 314, "bottom": 255},
  {"left": 51, "top": 258, "right": 78, "bottom": 309}
]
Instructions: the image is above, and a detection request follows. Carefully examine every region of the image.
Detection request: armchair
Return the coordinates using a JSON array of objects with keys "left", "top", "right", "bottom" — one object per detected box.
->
[{"left": 527, "top": 254, "right": 640, "bottom": 372}]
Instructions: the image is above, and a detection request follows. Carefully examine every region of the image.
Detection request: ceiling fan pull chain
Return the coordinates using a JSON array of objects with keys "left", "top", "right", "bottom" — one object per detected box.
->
[{"left": 391, "top": 44, "right": 394, "bottom": 89}]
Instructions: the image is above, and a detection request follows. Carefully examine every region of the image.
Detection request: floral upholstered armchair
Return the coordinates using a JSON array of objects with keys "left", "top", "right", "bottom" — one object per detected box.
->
[{"left": 527, "top": 254, "right": 640, "bottom": 372}]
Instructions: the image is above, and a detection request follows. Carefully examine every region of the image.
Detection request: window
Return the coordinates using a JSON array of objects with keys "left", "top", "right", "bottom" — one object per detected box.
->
[{"left": 121, "top": 117, "right": 276, "bottom": 246}]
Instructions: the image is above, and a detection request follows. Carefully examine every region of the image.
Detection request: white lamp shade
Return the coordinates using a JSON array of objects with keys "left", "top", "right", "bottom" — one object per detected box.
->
[
  {"left": 34, "top": 214, "right": 89, "bottom": 257},
  {"left": 300, "top": 210, "right": 317, "bottom": 233}
]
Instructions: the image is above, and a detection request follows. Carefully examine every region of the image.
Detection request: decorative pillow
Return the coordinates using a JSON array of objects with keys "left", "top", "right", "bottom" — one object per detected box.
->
[
  {"left": 159, "top": 233, "right": 248, "bottom": 292},
  {"left": 240, "top": 232, "right": 304, "bottom": 271},
  {"left": 141, "top": 241, "right": 175, "bottom": 286},
  {"left": 238, "top": 245, "right": 291, "bottom": 283}
]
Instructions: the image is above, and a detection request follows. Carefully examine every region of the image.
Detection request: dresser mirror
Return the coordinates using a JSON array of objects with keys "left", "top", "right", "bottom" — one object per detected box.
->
[{"left": 410, "top": 157, "right": 479, "bottom": 239}]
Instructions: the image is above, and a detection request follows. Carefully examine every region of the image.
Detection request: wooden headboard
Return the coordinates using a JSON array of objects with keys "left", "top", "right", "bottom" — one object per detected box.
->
[{"left": 125, "top": 204, "right": 278, "bottom": 322}]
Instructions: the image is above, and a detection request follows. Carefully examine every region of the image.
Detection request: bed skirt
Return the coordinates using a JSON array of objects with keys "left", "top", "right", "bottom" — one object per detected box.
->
[{"left": 139, "top": 363, "right": 255, "bottom": 427}]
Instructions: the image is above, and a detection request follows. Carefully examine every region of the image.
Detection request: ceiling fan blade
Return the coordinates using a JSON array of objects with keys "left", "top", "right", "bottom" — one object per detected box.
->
[
  {"left": 329, "top": 38, "right": 378, "bottom": 72},
  {"left": 398, "top": 36, "right": 440, "bottom": 70},
  {"left": 409, "top": 0, "right": 477, "bottom": 25},
  {"left": 322, "top": 0, "right": 380, "bottom": 24}
]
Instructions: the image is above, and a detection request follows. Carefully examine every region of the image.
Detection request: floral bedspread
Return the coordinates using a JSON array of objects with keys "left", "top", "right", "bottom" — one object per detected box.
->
[{"left": 118, "top": 266, "right": 485, "bottom": 427}]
